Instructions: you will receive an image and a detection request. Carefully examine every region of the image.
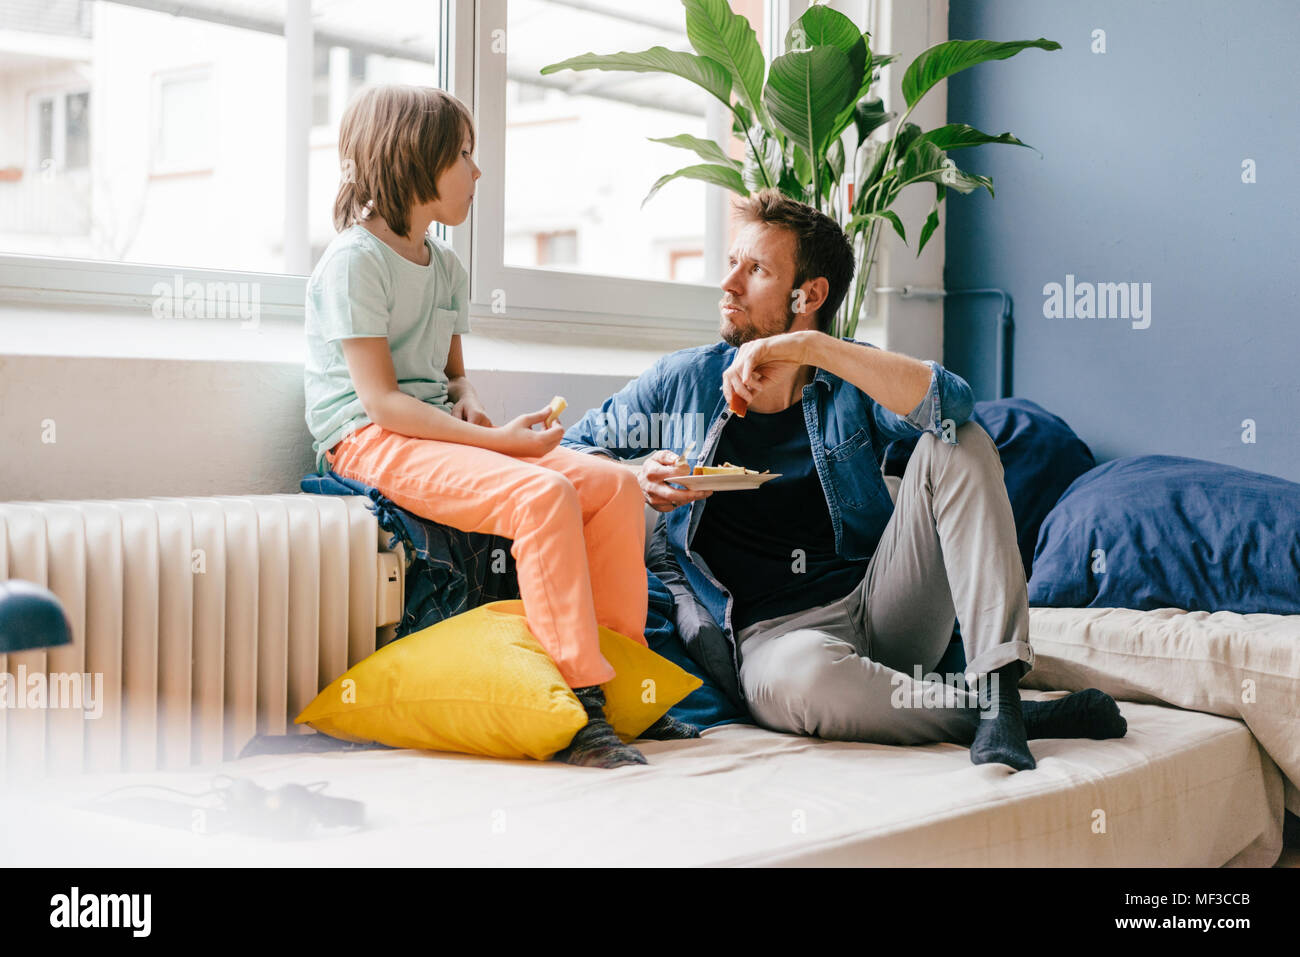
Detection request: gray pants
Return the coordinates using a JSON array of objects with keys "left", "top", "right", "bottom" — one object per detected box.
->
[{"left": 736, "top": 422, "right": 1035, "bottom": 746}]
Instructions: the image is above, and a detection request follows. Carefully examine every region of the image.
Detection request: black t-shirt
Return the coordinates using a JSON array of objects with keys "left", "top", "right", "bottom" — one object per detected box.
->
[{"left": 691, "top": 402, "right": 870, "bottom": 632}]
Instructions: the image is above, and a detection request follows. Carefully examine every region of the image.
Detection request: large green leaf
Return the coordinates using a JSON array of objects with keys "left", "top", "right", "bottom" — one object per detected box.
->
[
  {"left": 730, "top": 100, "right": 753, "bottom": 136},
  {"left": 854, "top": 137, "right": 887, "bottom": 192},
  {"left": 852, "top": 138, "right": 888, "bottom": 213},
  {"left": 900, "top": 38, "right": 1061, "bottom": 108},
  {"left": 854, "top": 121, "right": 920, "bottom": 213},
  {"left": 541, "top": 47, "right": 732, "bottom": 107},
  {"left": 892, "top": 121, "right": 924, "bottom": 158},
  {"left": 817, "top": 138, "right": 844, "bottom": 204},
  {"left": 914, "top": 123, "right": 1035, "bottom": 154},
  {"left": 648, "top": 133, "right": 739, "bottom": 169},
  {"left": 742, "top": 127, "right": 782, "bottom": 192},
  {"left": 777, "top": 164, "right": 806, "bottom": 199},
  {"left": 763, "top": 47, "right": 857, "bottom": 168},
  {"left": 786, "top": 5, "right": 865, "bottom": 73},
  {"left": 891, "top": 140, "right": 993, "bottom": 205},
  {"left": 682, "top": 0, "right": 767, "bottom": 124},
  {"left": 870, "top": 52, "right": 899, "bottom": 72},
  {"left": 845, "top": 209, "right": 906, "bottom": 244},
  {"left": 785, "top": 9, "right": 869, "bottom": 143},
  {"left": 852, "top": 97, "right": 892, "bottom": 144},
  {"left": 790, "top": 142, "right": 812, "bottom": 187},
  {"left": 642, "top": 163, "right": 748, "bottom": 206},
  {"left": 916, "top": 184, "right": 945, "bottom": 256},
  {"left": 826, "top": 137, "right": 845, "bottom": 183},
  {"left": 830, "top": 49, "right": 897, "bottom": 144},
  {"left": 936, "top": 162, "right": 993, "bottom": 196},
  {"left": 895, "top": 139, "right": 950, "bottom": 183}
]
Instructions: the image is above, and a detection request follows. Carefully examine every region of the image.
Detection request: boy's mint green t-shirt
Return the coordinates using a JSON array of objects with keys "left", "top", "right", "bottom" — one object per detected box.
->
[{"left": 304, "top": 225, "right": 471, "bottom": 475}]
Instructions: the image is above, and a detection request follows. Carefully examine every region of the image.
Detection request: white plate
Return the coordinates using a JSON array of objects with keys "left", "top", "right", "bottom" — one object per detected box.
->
[{"left": 668, "top": 472, "right": 781, "bottom": 491}]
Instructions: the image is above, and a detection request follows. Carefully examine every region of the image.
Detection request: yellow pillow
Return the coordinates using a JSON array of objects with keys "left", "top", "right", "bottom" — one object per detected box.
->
[
  {"left": 296, "top": 600, "right": 701, "bottom": 759},
  {"left": 296, "top": 601, "right": 585, "bottom": 760},
  {"left": 489, "top": 600, "right": 703, "bottom": 742}
]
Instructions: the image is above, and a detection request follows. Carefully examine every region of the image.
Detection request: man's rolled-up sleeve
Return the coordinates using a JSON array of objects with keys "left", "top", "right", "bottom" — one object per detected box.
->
[{"left": 872, "top": 359, "right": 974, "bottom": 445}]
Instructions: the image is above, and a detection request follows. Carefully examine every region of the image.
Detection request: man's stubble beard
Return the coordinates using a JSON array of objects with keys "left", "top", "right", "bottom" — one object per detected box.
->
[{"left": 720, "top": 297, "right": 800, "bottom": 347}]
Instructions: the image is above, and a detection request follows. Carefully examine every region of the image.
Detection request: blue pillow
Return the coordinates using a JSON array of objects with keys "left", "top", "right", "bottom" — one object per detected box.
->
[
  {"left": 885, "top": 398, "right": 1095, "bottom": 577},
  {"left": 1028, "top": 455, "right": 1300, "bottom": 615}
]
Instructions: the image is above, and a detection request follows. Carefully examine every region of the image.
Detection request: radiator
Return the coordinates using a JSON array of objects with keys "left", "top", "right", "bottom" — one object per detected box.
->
[{"left": 0, "top": 494, "right": 404, "bottom": 778}]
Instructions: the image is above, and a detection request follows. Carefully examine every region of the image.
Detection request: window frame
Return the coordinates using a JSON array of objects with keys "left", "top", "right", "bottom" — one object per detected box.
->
[
  {"left": 151, "top": 65, "right": 216, "bottom": 178},
  {"left": 27, "top": 85, "right": 92, "bottom": 174},
  {"left": 464, "top": 0, "right": 795, "bottom": 337},
  {"left": 0, "top": 2, "right": 442, "bottom": 314},
  {"left": 30, "top": 93, "right": 59, "bottom": 171}
]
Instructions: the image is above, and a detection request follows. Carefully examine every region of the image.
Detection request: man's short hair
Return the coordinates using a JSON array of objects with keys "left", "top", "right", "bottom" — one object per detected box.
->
[{"left": 731, "top": 189, "right": 856, "bottom": 334}]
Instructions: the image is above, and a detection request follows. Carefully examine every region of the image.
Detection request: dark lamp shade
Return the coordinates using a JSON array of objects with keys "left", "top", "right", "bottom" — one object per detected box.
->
[{"left": 0, "top": 580, "right": 72, "bottom": 652}]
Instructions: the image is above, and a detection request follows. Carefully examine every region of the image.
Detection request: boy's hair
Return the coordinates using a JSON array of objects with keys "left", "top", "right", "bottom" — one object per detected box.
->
[
  {"left": 333, "top": 85, "right": 475, "bottom": 238},
  {"left": 731, "top": 188, "right": 856, "bottom": 333}
]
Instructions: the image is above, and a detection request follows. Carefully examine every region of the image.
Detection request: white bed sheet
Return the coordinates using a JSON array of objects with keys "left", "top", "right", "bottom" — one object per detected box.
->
[
  {"left": 1024, "top": 606, "right": 1300, "bottom": 815},
  {"left": 0, "top": 694, "right": 1283, "bottom": 867}
]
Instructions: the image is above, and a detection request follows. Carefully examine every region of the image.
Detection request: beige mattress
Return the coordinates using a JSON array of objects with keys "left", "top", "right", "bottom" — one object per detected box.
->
[
  {"left": 0, "top": 691, "right": 1283, "bottom": 867},
  {"left": 1024, "top": 606, "right": 1300, "bottom": 815}
]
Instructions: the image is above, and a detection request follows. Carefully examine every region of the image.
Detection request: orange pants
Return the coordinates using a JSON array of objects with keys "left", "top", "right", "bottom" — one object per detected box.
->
[{"left": 326, "top": 422, "right": 648, "bottom": 687}]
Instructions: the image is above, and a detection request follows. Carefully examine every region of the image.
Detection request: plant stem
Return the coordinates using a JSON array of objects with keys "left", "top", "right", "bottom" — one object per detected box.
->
[{"left": 848, "top": 219, "right": 881, "bottom": 340}]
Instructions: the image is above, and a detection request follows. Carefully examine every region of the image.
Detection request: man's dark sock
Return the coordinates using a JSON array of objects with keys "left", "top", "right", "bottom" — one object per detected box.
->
[
  {"left": 638, "top": 712, "right": 701, "bottom": 740},
  {"left": 553, "top": 685, "right": 648, "bottom": 769},
  {"left": 1022, "top": 689, "right": 1128, "bottom": 740},
  {"left": 969, "top": 662, "right": 1037, "bottom": 771}
]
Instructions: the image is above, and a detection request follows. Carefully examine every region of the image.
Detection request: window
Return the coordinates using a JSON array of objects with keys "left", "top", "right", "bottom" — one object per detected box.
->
[
  {"left": 669, "top": 249, "right": 705, "bottom": 283},
  {"left": 64, "top": 91, "right": 90, "bottom": 169},
  {"left": 153, "top": 69, "right": 214, "bottom": 175},
  {"left": 502, "top": 0, "right": 717, "bottom": 285},
  {"left": 471, "top": 0, "right": 784, "bottom": 330},
  {"left": 535, "top": 230, "right": 578, "bottom": 267},
  {"left": 29, "top": 89, "right": 90, "bottom": 172},
  {"left": 312, "top": 43, "right": 332, "bottom": 127},
  {"left": 313, "top": 44, "right": 374, "bottom": 130},
  {"left": 0, "top": 0, "right": 442, "bottom": 286},
  {"left": 348, "top": 49, "right": 368, "bottom": 93},
  {"left": 36, "top": 97, "right": 55, "bottom": 168}
]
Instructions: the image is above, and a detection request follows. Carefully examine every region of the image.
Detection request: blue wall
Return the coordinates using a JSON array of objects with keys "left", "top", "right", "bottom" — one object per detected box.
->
[{"left": 943, "top": 0, "right": 1300, "bottom": 481}]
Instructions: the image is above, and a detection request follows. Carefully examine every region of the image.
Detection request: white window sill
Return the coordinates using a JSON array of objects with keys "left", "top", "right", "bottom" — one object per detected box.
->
[
  {"left": 0, "top": 300, "right": 715, "bottom": 378},
  {"left": 0, "top": 298, "right": 884, "bottom": 380}
]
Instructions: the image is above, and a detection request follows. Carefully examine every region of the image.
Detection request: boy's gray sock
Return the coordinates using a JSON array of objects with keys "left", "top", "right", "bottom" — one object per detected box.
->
[
  {"left": 553, "top": 685, "right": 648, "bottom": 769},
  {"left": 638, "top": 712, "right": 701, "bottom": 740}
]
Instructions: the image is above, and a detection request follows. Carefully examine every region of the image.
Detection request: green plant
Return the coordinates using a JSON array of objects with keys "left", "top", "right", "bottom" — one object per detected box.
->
[{"left": 541, "top": 0, "right": 1059, "bottom": 339}]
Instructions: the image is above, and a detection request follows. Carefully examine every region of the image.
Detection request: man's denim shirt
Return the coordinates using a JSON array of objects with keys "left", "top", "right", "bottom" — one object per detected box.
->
[{"left": 560, "top": 338, "right": 974, "bottom": 701}]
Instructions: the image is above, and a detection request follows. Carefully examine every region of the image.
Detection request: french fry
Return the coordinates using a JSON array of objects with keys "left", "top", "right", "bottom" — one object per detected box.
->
[{"left": 544, "top": 395, "right": 567, "bottom": 428}]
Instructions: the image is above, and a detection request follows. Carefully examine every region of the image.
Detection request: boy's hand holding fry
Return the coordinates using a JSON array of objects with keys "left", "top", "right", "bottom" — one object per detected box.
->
[{"left": 492, "top": 400, "right": 565, "bottom": 457}]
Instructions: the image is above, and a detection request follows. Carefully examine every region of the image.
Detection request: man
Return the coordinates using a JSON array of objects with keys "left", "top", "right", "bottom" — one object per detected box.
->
[{"left": 562, "top": 189, "right": 1126, "bottom": 770}]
